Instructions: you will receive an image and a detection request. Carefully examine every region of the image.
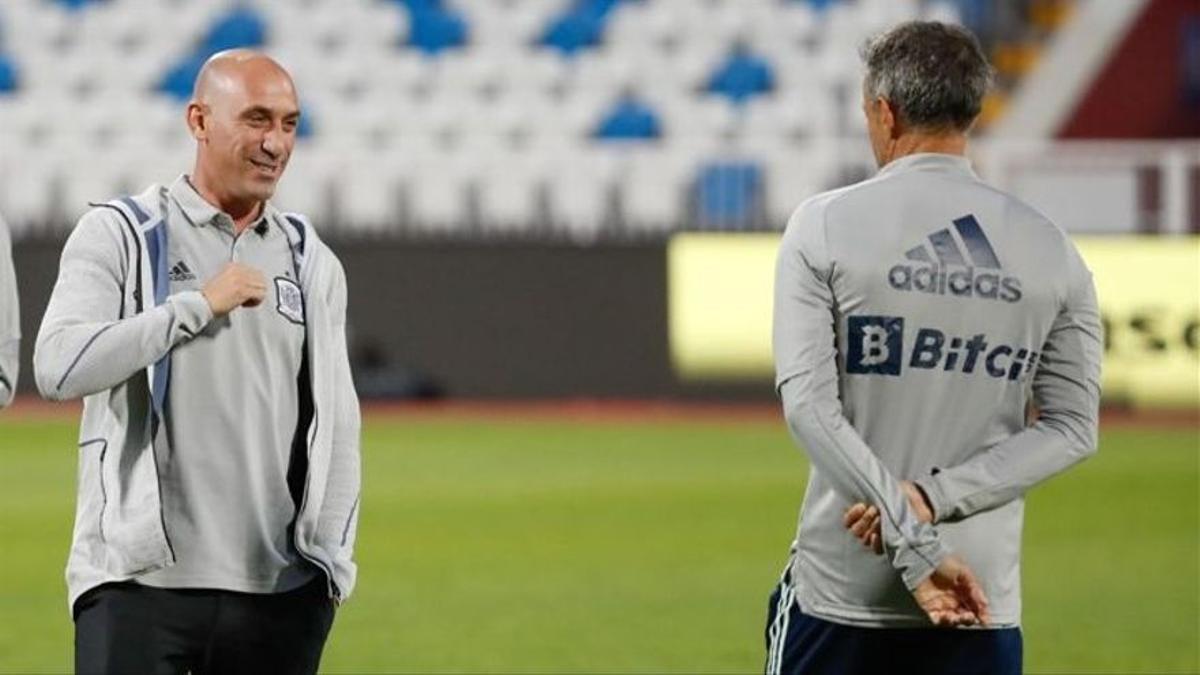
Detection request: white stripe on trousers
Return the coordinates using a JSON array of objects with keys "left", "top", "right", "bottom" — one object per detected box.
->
[{"left": 766, "top": 565, "right": 795, "bottom": 675}]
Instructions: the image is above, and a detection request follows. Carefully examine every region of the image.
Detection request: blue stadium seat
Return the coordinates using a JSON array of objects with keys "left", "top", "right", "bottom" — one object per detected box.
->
[
  {"left": 797, "top": 0, "right": 840, "bottom": 12},
  {"left": 297, "top": 110, "right": 314, "bottom": 139},
  {"left": 158, "top": 53, "right": 207, "bottom": 101},
  {"left": 51, "top": 0, "right": 104, "bottom": 11},
  {"left": 593, "top": 93, "right": 662, "bottom": 141},
  {"left": 950, "top": 0, "right": 991, "bottom": 38},
  {"left": 694, "top": 162, "right": 763, "bottom": 230},
  {"left": 539, "top": 13, "right": 603, "bottom": 55},
  {"left": 539, "top": 0, "right": 625, "bottom": 56},
  {"left": 0, "top": 54, "right": 18, "bottom": 94},
  {"left": 203, "top": 7, "right": 267, "bottom": 54},
  {"left": 706, "top": 45, "right": 776, "bottom": 105},
  {"left": 406, "top": 4, "right": 468, "bottom": 55},
  {"left": 393, "top": 0, "right": 443, "bottom": 11},
  {"left": 158, "top": 7, "right": 268, "bottom": 101}
]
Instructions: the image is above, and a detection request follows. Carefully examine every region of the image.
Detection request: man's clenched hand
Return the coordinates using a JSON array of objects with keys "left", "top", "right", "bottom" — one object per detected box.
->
[{"left": 202, "top": 263, "right": 267, "bottom": 317}]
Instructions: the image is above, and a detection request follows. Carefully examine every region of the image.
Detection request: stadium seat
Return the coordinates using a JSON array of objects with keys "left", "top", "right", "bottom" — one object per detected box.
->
[
  {"left": 799, "top": 0, "right": 841, "bottom": 13},
  {"left": 157, "top": 6, "right": 269, "bottom": 101},
  {"left": 705, "top": 43, "right": 776, "bottom": 105},
  {"left": 758, "top": 139, "right": 839, "bottom": 224},
  {"left": 544, "top": 144, "right": 619, "bottom": 239},
  {"left": 593, "top": 91, "right": 662, "bottom": 141},
  {"left": 405, "top": 149, "right": 476, "bottom": 233},
  {"left": 332, "top": 151, "right": 406, "bottom": 233},
  {"left": 50, "top": 0, "right": 104, "bottom": 11},
  {"left": 406, "top": 3, "right": 469, "bottom": 55},
  {"left": 271, "top": 138, "right": 339, "bottom": 225},
  {"left": 203, "top": 6, "right": 268, "bottom": 54},
  {"left": 658, "top": 94, "right": 741, "bottom": 142},
  {"left": 693, "top": 161, "right": 764, "bottom": 230},
  {"left": 475, "top": 149, "right": 547, "bottom": 233},
  {"left": 538, "top": 0, "right": 625, "bottom": 56},
  {"left": 620, "top": 145, "right": 695, "bottom": 233},
  {"left": 0, "top": 54, "right": 18, "bottom": 94},
  {"left": 158, "top": 52, "right": 208, "bottom": 102},
  {"left": 0, "top": 143, "right": 57, "bottom": 233}
]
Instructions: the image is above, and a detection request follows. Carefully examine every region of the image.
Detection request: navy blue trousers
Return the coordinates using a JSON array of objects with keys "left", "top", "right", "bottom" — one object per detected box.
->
[{"left": 764, "top": 583, "right": 1022, "bottom": 675}]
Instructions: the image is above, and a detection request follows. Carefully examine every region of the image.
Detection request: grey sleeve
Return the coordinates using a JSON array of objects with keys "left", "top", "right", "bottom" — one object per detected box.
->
[
  {"left": 915, "top": 244, "right": 1102, "bottom": 522},
  {"left": 320, "top": 253, "right": 362, "bottom": 597},
  {"left": 0, "top": 213, "right": 19, "bottom": 408},
  {"left": 34, "top": 210, "right": 214, "bottom": 401},
  {"left": 774, "top": 203, "right": 949, "bottom": 591}
]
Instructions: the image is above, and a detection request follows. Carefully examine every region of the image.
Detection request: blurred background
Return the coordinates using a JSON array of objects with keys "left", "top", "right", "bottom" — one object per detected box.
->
[{"left": 0, "top": 0, "right": 1196, "bottom": 672}]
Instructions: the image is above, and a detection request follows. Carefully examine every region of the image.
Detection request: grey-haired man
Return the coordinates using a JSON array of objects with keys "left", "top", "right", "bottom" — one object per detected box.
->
[{"left": 766, "top": 21, "right": 1101, "bottom": 675}]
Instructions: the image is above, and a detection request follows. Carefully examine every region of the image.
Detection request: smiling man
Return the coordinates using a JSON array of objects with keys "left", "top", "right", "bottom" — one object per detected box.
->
[{"left": 35, "top": 50, "right": 360, "bottom": 674}]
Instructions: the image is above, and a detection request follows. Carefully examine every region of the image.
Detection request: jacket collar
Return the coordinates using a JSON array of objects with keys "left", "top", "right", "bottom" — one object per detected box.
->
[
  {"left": 168, "top": 174, "right": 274, "bottom": 237},
  {"left": 876, "top": 153, "right": 977, "bottom": 179}
]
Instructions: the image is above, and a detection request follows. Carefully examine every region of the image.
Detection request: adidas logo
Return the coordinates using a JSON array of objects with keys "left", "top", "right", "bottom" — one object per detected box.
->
[
  {"left": 887, "top": 214, "right": 1022, "bottom": 303},
  {"left": 169, "top": 260, "right": 196, "bottom": 282}
]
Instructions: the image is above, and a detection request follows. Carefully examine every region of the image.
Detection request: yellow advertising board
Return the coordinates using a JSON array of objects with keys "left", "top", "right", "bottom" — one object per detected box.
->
[{"left": 667, "top": 234, "right": 1199, "bottom": 409}]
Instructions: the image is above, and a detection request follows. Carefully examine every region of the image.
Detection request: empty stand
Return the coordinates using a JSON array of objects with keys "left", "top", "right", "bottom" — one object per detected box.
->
[{"left": 0, "top": 0, "right": 975, "bottom": 237}]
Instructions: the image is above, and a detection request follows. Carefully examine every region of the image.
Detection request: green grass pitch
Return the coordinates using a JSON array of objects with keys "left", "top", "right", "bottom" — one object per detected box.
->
[{"left": 0, "top": 414, "right": 1195, "bottom": 673}]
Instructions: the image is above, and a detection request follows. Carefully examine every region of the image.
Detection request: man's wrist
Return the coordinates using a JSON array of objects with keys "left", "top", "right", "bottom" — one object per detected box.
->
[
  {"left": 897, "top": 535, "right": 949, "bottom": 591},
  {"left": 912, "top": 482, "right": 935, "bottom": 521},
  {"left": 912, "top": 477, "right": 945, "bottom": 524},
  {"left": 170, "top": 290, "right": 215, "bottom": 334}
]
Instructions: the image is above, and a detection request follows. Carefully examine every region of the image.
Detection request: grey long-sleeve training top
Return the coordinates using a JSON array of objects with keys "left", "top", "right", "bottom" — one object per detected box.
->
[{"left": 773, "top": 153, "right": 1102, "bottom": 628}]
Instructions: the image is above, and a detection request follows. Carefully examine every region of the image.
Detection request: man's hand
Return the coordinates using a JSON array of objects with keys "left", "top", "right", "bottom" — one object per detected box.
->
[
  {"left": 843, "top": 503, "right": 883, "bottom": 554},
  {"left": 912, "top": 554, "right": 991, "bottom": 627},
  {"left": 843, "top": 481, "right": 933, "bottom": 554},
  {"left": 202, "top": 263, "right": 267, "bottom": 317}
]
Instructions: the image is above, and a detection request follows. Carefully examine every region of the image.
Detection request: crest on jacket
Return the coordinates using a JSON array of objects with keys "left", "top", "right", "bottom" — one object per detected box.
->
[{"left": 274, "top": 276, "right": 305, "bottom": 325}]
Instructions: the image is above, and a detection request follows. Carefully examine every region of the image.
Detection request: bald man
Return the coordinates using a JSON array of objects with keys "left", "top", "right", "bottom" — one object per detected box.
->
[{"left": 35, "top": 50, "right": 360, "bottom": 674}]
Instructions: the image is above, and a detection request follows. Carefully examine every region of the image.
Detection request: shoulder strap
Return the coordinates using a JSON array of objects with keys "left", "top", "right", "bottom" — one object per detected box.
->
[
  {"left": 88, "top": 198, "right": 146, "bottom": 315},
  {"left": 280, "top": 213, "right": 309, "bottom": 279},
  {"left": 96, "top": 192, "right": 171, "bottom": 420}
]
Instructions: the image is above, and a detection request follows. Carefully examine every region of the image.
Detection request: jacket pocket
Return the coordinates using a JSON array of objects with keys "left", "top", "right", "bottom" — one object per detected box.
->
[{"left": 78, "top": 438, "right": 108, "bottom": 544}]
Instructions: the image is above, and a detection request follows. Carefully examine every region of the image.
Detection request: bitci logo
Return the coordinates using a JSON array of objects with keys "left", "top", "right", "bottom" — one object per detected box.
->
[
  {"left": 846, "top": 315, "right": 1039, "bottom": 381},
  {"left": 846, "top": 316, "right": 904, "bottom": 375}
]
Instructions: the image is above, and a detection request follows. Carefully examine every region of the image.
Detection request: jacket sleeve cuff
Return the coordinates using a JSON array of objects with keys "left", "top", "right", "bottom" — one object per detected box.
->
[
  {"left": 913, "top": 476, "right": 951, "bottom": 524},
  {"left": 896, "top": 536, "right": 950, "bottom": 591},
  {"left": 168, "top": 291, "right": 214, "bottom": 337}
]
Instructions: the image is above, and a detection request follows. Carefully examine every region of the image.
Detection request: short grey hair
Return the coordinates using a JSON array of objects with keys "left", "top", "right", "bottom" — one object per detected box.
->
[{"left": 861, "top": 21, "right": 993, "bottom": 132}]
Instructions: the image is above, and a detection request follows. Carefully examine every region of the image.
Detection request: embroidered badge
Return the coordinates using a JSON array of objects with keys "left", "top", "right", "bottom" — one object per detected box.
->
[{"left": 274, "top": 276, "right": 305, "bottom": 325}]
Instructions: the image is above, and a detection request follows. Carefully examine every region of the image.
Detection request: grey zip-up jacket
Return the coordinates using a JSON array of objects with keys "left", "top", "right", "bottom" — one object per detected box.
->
[
  {"left": 35, "top": 184, "right": 361, "bottom": 612},
  {"left": 0, "top": 211, "right": 17, "bottom": 408}
]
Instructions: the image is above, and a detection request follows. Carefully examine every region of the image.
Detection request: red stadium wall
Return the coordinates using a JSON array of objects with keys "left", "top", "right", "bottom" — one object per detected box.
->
[{"left": 1059, "top": 0, "right": 1200, "bottom": 138}]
